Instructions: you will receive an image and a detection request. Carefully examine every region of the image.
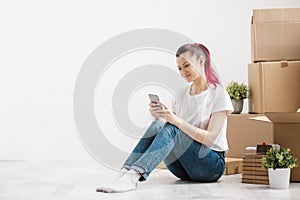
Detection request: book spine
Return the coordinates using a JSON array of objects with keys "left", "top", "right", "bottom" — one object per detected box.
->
[
  {"left": 242, "top": 170, "right": 268, "bottom": 176},
  {"left": 242, "top": 178, "right": 269, "bottom": 185},
  {"left": 242, "top": 158, "right": 263, "bottom": 163},
  {"left": 242, "top": 166, "right": 267, "bottom": 172},
  {"left": 242, "top": 174, "right": 269, "bottom": 181},
  {"left": 242, "top": 162, "right": 263, "bottom": 167}
]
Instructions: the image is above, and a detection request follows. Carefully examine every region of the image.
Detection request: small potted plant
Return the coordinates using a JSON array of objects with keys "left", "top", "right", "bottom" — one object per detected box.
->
[
  {"left": 225, "top": 81, "right": 248, "bottom": 114},
  {"left": 262, "top": 146, "right": 298, "bottom": 189}
]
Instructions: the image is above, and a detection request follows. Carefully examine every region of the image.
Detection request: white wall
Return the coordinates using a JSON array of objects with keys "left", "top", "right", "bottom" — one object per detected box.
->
[{"left": 1, "top": 0, "right": 300, "bottom": 160}]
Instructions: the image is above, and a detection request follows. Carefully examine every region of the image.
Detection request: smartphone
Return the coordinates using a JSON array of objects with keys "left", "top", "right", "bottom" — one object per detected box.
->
[{"left": 148, "top": 94, "right": 162, "bottom": 108}]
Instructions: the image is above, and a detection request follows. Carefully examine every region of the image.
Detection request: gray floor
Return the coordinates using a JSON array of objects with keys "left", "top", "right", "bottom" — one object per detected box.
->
[{"left": 1, "top": 160, "right": 299, "bottom": 200}]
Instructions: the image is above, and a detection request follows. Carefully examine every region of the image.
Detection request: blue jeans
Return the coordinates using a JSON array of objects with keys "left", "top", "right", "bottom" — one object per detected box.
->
[{"left": 122, "top": 120, "right": 225, "bottom": 182}]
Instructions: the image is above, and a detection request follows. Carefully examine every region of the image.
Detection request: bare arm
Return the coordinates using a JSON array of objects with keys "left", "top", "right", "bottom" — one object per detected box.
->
[
  {"left": 174, "top": 111, "right": 227, "bottom": 146},
  {"left": 152, "top": 101, "right": 227, "bottom": 147}
]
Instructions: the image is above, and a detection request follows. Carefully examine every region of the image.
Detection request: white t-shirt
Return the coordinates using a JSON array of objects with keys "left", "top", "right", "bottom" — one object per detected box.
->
[{"left": 171, "top": 84, "right": 233, "bottom": 152}]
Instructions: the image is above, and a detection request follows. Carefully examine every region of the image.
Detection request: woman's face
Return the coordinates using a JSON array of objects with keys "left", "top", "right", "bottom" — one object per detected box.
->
[{"left": 176, "top": 55, "right": 202, "bottom": 82}]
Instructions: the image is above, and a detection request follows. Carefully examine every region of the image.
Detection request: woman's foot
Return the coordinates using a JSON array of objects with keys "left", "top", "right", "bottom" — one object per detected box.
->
[
  {"left": 96, "top": 170, "right": 140, "bottom": 193},
  {"left": 112, "top": 168, "right": 128, "bottom": 180}
]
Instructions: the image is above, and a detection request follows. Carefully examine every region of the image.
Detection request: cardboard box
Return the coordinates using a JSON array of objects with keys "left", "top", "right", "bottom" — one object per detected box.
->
[
  {"left": 226, "top": 114, "right": 273, "bottom": 158},
  {"left": 251, "top": 8, "right": 300, "bottom": 62},
  {"left": 248, "top": 61, "right": 300, "bottom": 114},
  {"left": 226, "top": 113, "right": 300, "bottom": 181},
  {"left": 250, "top": 113, "right": 300, "bottom": 182},
  {"left": 157, "top": 161, "right": 167, "bottom": 169},
  {"left": 224, "top": 157, "right": 243, "bottom": 175}
]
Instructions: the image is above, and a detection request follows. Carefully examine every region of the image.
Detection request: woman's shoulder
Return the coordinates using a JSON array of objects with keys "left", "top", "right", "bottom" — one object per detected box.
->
[
  {"left": 209, "top": 84, "right": 227, "bottom": 96},
  {"left": 177, "top": 85, "right": 190, "bottom": 94},
  {"left": 173, "top": 85, "right": 190, "bottom": 99}
]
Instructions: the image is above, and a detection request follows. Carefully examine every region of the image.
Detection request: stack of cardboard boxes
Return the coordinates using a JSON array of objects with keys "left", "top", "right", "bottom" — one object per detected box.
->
[
  {"left": 249, "top": 8, "right": 300, "bottom": 113},
  {"left": 226, "top": 8, "right": 300, "bottom": 182}
]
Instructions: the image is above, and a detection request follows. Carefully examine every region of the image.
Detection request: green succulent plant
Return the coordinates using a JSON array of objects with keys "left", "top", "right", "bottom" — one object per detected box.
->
[
  {"left": 262, "top": 146, "right": 298, "bottom": 170},
  {"left": 226, "top": 81, "right": 248, "bottom": 100}
]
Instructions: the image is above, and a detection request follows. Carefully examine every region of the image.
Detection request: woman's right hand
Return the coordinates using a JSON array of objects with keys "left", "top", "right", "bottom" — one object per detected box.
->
[{"left": 148, "top": 103, "right": 163, "bottom": 119}]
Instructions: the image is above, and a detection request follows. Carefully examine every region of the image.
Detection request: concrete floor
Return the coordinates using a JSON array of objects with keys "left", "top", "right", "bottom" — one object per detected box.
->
[{"left": 1, "top": 160, "right": 299, "bottom": 200}]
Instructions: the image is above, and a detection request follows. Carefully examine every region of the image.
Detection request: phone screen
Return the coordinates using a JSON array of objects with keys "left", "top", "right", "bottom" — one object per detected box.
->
[
  {"left": 148, "top": 94, "right": 160, "bottom": 104},
  {"left": 148, "top": 94, "right": 162, "bottom": 108}
]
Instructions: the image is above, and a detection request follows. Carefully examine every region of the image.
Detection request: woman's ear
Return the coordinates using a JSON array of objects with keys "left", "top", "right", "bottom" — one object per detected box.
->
[{"left": 199, "top": 56, "right": 205, "bottom": 66}]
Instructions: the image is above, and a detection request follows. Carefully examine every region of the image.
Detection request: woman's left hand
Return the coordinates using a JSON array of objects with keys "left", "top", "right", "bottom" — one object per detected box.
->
[{"left": 155, "top": 101, "right": 181, "bottom": 126}]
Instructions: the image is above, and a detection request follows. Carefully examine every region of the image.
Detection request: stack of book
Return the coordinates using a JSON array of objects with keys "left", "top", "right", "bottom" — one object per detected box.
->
[{"left": 241, "top": 153, "right": 269, "bottom": 185}]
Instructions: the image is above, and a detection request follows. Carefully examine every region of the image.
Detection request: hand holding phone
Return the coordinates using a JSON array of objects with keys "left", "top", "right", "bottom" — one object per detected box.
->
[
  {"left": 148, "top": 94, "right": 162, "bottom": 108},
  {"left": 148, "top": 94, "right": 175, "bottom": 123}
]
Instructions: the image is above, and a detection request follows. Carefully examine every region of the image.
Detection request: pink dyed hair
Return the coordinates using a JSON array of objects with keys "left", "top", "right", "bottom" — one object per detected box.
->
[{"left": 176, "top": 43, "right": 221, "bottom": 87}]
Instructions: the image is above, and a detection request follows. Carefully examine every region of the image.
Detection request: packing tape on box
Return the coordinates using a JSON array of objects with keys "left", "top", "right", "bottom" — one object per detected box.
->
[{"left": 281, "top": 61, "right": 288, "bottom": 68}]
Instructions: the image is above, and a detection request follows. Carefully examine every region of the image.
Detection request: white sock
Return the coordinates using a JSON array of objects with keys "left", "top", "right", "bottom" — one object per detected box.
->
[
  {"left": 112, "top": 168, "right": 128, "bottom": 180},
  {"left": 96, "top": 169, "right": 140, "bottom": 193}
]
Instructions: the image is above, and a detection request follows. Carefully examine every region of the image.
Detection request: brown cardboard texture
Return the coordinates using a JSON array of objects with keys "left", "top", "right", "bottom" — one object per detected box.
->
[
  {"left": 251, "top": 8, "right": 300, "bottom": 62},
  {"left": 224, "top": 157, "right": 243, "bottom": 175},
  {"left": 226, "top": 114, "right": 273, "bottom": 158},
  {"left": 250, "top": 112, "right": 300, "bottom": 182},
  {"left": 157, "top": 161, "right": 167, "bottom": 169},
  {"left": 248, "top": 61, "right": 300, "bottom": 114}
]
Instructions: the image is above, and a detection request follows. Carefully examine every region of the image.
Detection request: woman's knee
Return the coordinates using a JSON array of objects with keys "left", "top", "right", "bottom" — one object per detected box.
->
[
  {"left": 152, "top": 119, "right": 165, "bottom": 128},
  {"left": 154, "top": 123, "right": 177, "bottom": 139},
  {"left": 161, "top": 122, "right": 179, "bottom": 134},
  {"left": 142, "top": 120, "right": 165, "bottom": 138}
]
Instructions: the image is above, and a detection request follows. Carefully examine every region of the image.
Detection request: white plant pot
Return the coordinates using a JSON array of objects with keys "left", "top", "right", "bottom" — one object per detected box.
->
[{"left": 268, "top": 168, "right": 290, "bottom": 189}]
